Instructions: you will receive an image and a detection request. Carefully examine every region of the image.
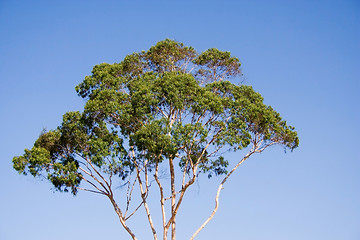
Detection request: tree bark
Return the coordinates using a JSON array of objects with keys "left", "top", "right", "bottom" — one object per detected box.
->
[
  {"left": 190, "top": 150, "right": 255, "bottom": 240},
  {"left": 108, "top": 195, "right": 138, "bottom": 240},
  {"left": 169, "top": 157, "right": 176, "bottom": 240}
]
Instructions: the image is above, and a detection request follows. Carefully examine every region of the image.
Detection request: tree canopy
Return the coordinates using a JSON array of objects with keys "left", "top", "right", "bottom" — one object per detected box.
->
[{"left": 13, "top": 39, "right": 298, "bottom": 240}]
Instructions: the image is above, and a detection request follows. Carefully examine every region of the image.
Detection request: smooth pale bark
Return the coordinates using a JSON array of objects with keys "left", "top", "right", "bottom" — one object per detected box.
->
[
  {"left": 190, "top": 150, "right": 255, "bottom": 240},
  {"left": 169, "top": 157, "right": 176, "bottom": 240},
  {"left": 136, "top": 163, "right": 158, "bottom": 240},
  {"left": 108, "top": 196, "right": 138, "bottom": 240}
]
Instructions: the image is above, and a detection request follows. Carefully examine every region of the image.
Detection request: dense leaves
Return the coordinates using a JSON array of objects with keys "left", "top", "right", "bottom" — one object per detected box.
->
[{"left": 13, "top": 39, "right": 298, "bottom": 196}]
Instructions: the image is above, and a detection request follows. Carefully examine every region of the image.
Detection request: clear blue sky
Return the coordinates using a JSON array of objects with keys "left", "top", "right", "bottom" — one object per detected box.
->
[{"left": 1, "top": 0, "right": 359, "bottom": 239}]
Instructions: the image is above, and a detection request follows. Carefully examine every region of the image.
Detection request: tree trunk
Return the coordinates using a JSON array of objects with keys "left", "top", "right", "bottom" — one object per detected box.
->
[{"left": 169, "top": 157, "right": 176, "bottom": 240}]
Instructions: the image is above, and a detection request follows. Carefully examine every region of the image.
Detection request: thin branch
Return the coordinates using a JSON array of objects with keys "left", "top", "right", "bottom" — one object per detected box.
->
[
  {"left": 164, "top": 167, "right": 197, "bottom": 233},
  {"left": 78, "top": 154, "right": 112, "bottom": 194},
  {"left": 76, "top": 187, "right": 106, "bottom": 195},
  {"left": 125, "top": 201, "right": 144, "bottom": 221},
  {"left": 154, "top": 162, "right": 166, "bottom": 232},
  {"left": 107, "top": 195, "right": 138, "bottom": 240},
  {"left": 190, "top": 148, "right": 257, "bottom": 240},
  {"left": 155, "top": 105, "right": 169, "bottom": 119},
  {"left": 87, "top": 159, "right": 112, "bottom": 191},
  {"left": 125, "top": 178, "right": 138, "bottom": 217},
  {"left": 182, "top": 158, "right": 190, "bottom": 189},
  {"left": 78, "top": 167, "right": 109, "bottom": 195},
  {"left": 135, "top": 159, "right": 158, "bottom": 240}
]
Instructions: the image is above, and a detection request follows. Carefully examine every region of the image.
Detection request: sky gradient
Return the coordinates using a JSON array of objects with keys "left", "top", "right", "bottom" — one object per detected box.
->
[{"left": 1, "top": 0, "right": 359, "bottom": 239}]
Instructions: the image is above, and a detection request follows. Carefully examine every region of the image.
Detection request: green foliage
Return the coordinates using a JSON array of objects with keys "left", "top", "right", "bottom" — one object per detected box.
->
[
  {"left": 194, "top": 48, "right": 242, "bottom": 81},
  {"left": 13, "top": 39, "right": 299, "bottom": 196}
]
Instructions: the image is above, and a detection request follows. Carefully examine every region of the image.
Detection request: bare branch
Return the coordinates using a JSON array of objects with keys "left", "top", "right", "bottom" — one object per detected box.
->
[
  {"left": 125, "top": 201, "right": 144, "bottom": 221},
  {"left": 182, "top": 158, "right": 190, "bottom": 189},
  {"left": 107, "top": 195, "right": 138, "bottom": 240},
  {"left": 190, "top": 148, "right": 257, "bottom": 240},
  {"left": 135, "top": 159, "right": 158, "bottom": 240},
  {"left": 125, "top": 178, "right": 138, "bottom": 217},
  {"left": 76, "top": 187, "right": 106, "bottom": 195},
  {"left": 154, "top": 162, "right": 167, "bottom": 235},
  {"left": 78, "top": 167, "right": 109, "bottom": 195}
]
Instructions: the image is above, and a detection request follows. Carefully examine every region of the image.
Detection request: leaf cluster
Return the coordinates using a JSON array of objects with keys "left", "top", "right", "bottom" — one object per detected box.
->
[{"left": 13, "top": 39, "right": 298, "bottom": 195}]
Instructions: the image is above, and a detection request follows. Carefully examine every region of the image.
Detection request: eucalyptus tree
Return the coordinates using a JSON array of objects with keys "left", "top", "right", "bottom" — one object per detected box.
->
[{"left": 13, "top": 39, "right": 299, "bottom": 240}]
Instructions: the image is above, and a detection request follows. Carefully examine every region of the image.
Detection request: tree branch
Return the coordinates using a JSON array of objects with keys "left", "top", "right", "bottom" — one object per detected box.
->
[
  {"left": 154, "top": 162, "right": 166, "bottom": 235},
  {"left": 134, "top": 159, "right": 158, "bottom": 240},
  {"left": 190, "top": 149, "right": 257, "bottom": 240}
]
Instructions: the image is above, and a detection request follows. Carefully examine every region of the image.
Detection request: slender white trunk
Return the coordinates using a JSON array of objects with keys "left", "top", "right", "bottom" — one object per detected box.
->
[{"left": 169, "top": 157, "right": 176, "bottom": 240}]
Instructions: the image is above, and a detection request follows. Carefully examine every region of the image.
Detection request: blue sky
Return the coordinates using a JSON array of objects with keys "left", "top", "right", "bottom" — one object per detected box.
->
[{"left": 0, "top": 0, "right": 359, "bottom": 239}]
